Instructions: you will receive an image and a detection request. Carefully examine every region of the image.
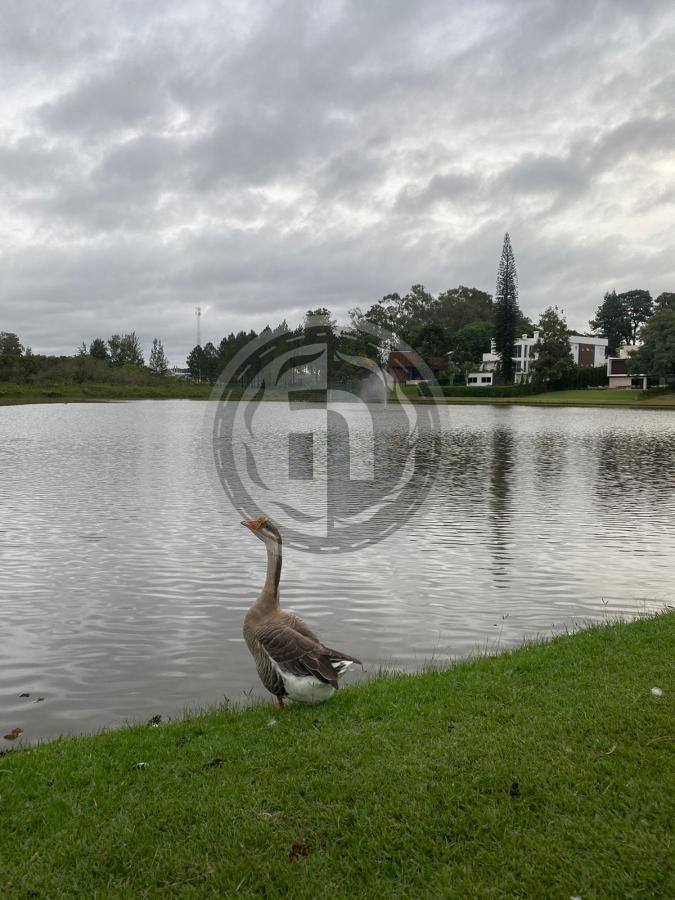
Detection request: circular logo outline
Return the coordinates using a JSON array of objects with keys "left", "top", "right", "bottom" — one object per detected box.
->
[{"left": 207, "top": 317, "right": 444, "bottom": 553}]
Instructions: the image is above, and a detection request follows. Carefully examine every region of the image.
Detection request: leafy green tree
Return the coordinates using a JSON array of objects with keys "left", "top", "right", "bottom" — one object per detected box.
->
[
  {"left": 89, "top": 338, "right": 109, "bottom": 361},
  {"left": 148, "top": 338, "right": 170, "bottom": 375},
  {"left": 0, "top": 332, "right": 24, "bottom": 380},
  {"left": 529, "top": 307, "right": 574, "bottom": 385},
  {"left": 202, "top": 342, "right": 220, "bottom": 383},
  {"left": 619, "top": 289, "right": 653, "bottom": 343},
  {"left": 360, "top": 286, "right": 435, "bottom": 344},
  {"left": 76, "top": 342, "right": 88, "bottom": 357},
  {"left": 302, "top": 308, "right": 339, "bottom": 385},
  {"left": 494, "top": 233, "right": 520, "bottom": 382},
  {"left": 187, "top": 345, "right": 206, "bottom": 382},
  {"left": 396, "top": 323, "right": 448, "bottom": 381},
  {"left": 391, "top": 286, "right": 435, "bottom": 342},
  {"left": 450, "top": 321, "right": 494, "bottom": 371},
  {"left": 589, "top": 290, "right": 629, "bottom": 356},
  {"left": 108, "top": 333, "right": 144, "bottom": 366},
  {"left": 406, "top": 323, "right": 448, "bottom": 362},
  {"left": 0, "top": 332, "right": 24, "bottom": 360},
  {"left": 515, "top": 315, "right": 535, "bottom": 337},
  {"left": 348, "top": 306, "right": 394, "bottom": 361},
  {"left": 434, "top": 286, "right": 494, "bottom": 335},
  {"left": 107, "top": 334, "right": 123, "bottom": 365},
  {"left": 216, "top": 330, "right": 260, "bottom": 385},
  {"left": 628, "top": 308, "right": 675, "bottom": 377},
  {"left": 655, "top": 292, "right": 675, "bottom": 311},
  {"left": 121, "top": 332, "right": 144, "bottom": 366}
]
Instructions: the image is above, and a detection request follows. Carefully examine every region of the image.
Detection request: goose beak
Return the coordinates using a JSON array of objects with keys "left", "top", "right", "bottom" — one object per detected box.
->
[{"left": 241, "top": 515, "right": 267, "bottom": 531}]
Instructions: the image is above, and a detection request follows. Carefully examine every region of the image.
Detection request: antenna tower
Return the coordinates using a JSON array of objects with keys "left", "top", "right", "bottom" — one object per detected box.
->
[{"left": 195, "top": 305, "right": 202, "bottom": 347}]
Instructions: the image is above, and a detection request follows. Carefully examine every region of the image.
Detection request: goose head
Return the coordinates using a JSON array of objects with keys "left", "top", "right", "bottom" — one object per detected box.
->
[{"left": 241, "top": 515, "right": 281, "bottom": 544}]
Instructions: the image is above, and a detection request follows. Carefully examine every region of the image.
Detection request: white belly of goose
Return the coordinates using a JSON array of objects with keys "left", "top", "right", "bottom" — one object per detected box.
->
[
  {"left": 277, "top": 658, "right": 355, "bottom": 705},
  {"left": 282, "top": 673, "right": 336, "bottom": 705}
]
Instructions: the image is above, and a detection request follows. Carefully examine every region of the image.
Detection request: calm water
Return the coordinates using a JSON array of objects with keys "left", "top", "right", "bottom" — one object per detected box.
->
[{"left": 1, "top": 400, "right": 673, "bottom": 745}]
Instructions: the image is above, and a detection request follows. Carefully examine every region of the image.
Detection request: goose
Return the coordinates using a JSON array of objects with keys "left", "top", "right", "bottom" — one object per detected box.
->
[{"left": 242, "top": 515, "right": 361, "bottom": 708}]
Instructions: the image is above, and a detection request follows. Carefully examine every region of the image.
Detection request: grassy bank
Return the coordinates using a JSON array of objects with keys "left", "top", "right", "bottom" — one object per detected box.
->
[
  {"left": 1, "top": 614, "right": 672, "bottom": 897},
  {"left": 0, "top": 380, "right": 214, "bottom": 405},
  {"left": 2, "top": 380, "right": 675, "bottom": 409},
  {"left": 414, "top": 387, "right": 675, "bottom": 409}
]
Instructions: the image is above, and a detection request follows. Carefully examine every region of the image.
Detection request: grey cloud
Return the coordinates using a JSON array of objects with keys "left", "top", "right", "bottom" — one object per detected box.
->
[
  {"left": 496, "top": 154, "right": 588, "bottom": 196},
  {"left": 395, "top": 172, "right": 483, "bottom": 212},
  {"left": 38, "top": 54, "right": 178, "bottom": 137},
  {"left": 0, "top": 139, "right": 72, "bottom": 188},
  {"left": 591, "top": 115, "right": 675, "bottom": 170}
]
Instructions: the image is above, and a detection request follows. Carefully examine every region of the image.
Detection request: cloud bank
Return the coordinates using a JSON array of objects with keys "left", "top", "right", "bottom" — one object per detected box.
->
[{"left": 1, "top": 0, "right": 674, "bottom": 361}]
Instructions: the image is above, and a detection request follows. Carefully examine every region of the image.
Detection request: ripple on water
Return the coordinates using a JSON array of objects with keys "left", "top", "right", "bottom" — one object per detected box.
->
[{"left": 0, "top": 401, "right": 673, "bottom": 744}]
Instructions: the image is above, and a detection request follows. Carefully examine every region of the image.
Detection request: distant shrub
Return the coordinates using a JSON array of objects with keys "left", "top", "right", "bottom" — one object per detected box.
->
[{"left": 550, "top": 365, "right": 608, "bottom": 390}]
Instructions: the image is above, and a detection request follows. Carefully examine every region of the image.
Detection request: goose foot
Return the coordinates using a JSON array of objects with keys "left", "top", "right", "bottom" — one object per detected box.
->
[{"left": 276, "top": 696, "right": 285, "bottom": 710}]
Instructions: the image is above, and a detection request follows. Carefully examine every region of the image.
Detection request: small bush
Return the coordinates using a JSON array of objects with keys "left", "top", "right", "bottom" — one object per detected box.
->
[{"left": 550, "top": 365, "right": 608, "bottom": 390}]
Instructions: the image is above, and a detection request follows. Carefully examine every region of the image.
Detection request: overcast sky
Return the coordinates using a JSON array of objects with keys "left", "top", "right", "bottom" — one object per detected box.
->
[{"left": 1, "top": 0, "right": 674, "bottom": 363}]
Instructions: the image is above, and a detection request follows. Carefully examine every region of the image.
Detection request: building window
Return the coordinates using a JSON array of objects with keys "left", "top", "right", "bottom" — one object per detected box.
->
[
  {"left": 468, "top": 377, "right": 477, "bottom": 383},
  {"left": 516, "top": 345, "right": 522, "bottom": 357},
  {"left": 481, "top": 376, "right": 491, "bottom": 383}
]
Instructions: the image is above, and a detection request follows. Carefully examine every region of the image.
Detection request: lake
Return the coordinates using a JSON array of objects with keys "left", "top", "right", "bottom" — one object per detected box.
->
[{"left": 1, "top": 400, "right": 673, "bottom": 745}]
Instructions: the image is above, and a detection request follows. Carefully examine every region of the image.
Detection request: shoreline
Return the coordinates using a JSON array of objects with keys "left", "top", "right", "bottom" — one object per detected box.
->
[
  {"left": 1, "top": 383, "right": 674, "bottom": 409},
  {"left": 2, "top": 613, "right": 673, "bottom": 896}
]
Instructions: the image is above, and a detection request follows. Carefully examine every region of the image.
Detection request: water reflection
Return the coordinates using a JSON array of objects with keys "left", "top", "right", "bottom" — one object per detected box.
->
[
  {"left": 0, "top": 401, "right": 673, "bottom": 744},
  {"left": 489, "top": 427, "right": 514, "bottom": 585}
]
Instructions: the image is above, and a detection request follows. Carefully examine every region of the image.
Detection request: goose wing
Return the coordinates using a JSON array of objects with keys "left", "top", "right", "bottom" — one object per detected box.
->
[
  {"left": 279, "top": 611, "right": 321, "bottom": 644},
  {"left": 256, "top": 623, "right": 346, "bottom": 688}
]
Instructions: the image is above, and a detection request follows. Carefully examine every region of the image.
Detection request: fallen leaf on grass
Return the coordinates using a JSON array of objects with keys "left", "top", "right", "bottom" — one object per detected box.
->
[
  {"left": 203, "top": 756, "right": 225, "bottom": 769},
  {"left": 289, "top": 842, "right": 310, "bottom": 861},
  {"left": 3, "top": 728, "right": 23, "bottom": 741}
]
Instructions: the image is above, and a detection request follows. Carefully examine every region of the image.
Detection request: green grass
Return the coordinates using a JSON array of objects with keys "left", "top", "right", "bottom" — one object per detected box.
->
[
  {"left": 3, "top": 380, "right": 675, "bottom": 409},
  {"left": 1, "top": 614, "right": 673, "bottom": 897},
  {"left": 414, "top": 388, "right": 675, "bottom": 409},
  {"left": 0, "top": 380, "right": 214, "bottom": 405}
]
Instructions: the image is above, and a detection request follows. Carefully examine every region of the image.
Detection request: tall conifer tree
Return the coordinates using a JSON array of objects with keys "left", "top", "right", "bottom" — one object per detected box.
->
[
  {"left": 149, "top": 338, "right": 170, "bottom": 375},
  {"left": 494, "top": 233, "right": 519, "bottom": 383}
]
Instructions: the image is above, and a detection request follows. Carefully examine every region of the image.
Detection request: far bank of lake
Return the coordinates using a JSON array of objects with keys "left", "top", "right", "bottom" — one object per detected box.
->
[{"left": 1, "top": 380, "right": 675, "bottom": 408}]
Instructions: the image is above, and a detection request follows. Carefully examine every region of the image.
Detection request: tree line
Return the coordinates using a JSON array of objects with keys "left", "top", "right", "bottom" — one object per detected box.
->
[
  {"left": 0, "top": 332, "right": 171, "bottom": 385},
  {"left": 2, "top": 235, "right": 673, "bottom": 389},
  {"left": 185, "top": 265, "right": 537, "bottom": 386}
]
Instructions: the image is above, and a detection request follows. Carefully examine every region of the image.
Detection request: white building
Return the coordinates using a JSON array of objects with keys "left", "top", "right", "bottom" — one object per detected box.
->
[
  {"left": 606, "top": 345, "right": 675, "bottom": 389},
  {"left": 466, "top": 332, "right": 608, "bottom": 386}
]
